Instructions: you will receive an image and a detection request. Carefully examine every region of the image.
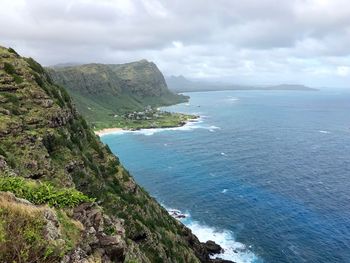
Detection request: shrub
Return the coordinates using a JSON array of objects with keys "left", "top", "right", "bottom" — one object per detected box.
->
[
  {"left": 25, "top": 57, "right": 44, "bottom": 74},
  {"left": 56, "top": 210, "right": 82, "bottom": 251},
  {"left": 104, "top": 225, "right": 116, "bottom": 236},
  {"left": 13, "top": 74, "right": 23, "bottom": 84},
  {"left": 53, "top": 89, "right": 65, "bottom": 107},
  {"left": 90, "top": 139, "right": 104, "bottom": 158},
  {"left": 3, "top": 62, "right": 16, "bottom": 75},
  {"left": 58, "top": 85, "right": 71, "bottom": 104},
  {"left": 0, "top": 147, "right": 7, "bottom": 158},
  {"left": 0, "top": 176, "right": 94, "bottom": 208},
  {"left": 2, "top": 93, "right": 20, "bottom": 106},
  {"left": 33, "top": 72, "right": 44, "bottom": 87},
  {"left": 7, "top": 47, "right": 19, "bottom": 56},
  {"left": 3, "top": 62, "right": 24, "bottom": 84},
  {"left": 42, "top": 133, "right": 59, "bottom": 154}
]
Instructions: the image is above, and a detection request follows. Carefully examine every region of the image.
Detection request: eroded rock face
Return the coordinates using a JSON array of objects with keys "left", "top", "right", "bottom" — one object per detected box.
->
[
  {"left": 66, "top": 202, "right": 126, "bottom": 263},
  {"left": 179, "top": 224, "right": 233, "bottom": 263},
  {"left": 43, "top": 209, "right": 61, "bottom": 240}
]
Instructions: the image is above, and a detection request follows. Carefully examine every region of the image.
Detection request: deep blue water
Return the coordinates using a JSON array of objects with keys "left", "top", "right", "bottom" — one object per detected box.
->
[{"left": 101, "top": 90, "right": 350, "bottom": 263}]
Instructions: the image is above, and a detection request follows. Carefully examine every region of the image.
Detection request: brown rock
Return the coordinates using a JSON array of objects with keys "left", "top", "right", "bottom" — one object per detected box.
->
[{"left": 204, "top": 240, "right": 223, "bottom": 255}]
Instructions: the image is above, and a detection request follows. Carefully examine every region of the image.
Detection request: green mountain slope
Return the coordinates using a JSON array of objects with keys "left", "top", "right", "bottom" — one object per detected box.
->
[
  {"left": 0, "top": 47, "right": 226, "bottom": 262},
  {"left": 47, "top": 61, "right": 189, "bottom": 129}
]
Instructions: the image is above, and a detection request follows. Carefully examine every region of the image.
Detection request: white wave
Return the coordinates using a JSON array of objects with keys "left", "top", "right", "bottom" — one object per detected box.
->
[
  {"left": 222, "top": 189, "right": 228, "bottom": 194},
  {"left": 227, "top": 97, "right": 239, "bottom": 102},
  {"left": 164, "top": 206, "right": 259, "bottom": 263},
  {"left": 166, "top": 207, "right": 190, "bottom": 219},
  {"left": 102, "top": 117, "right": 222, "bottom": 136},
  {"left": 221, "top": 152, "right": 226, "bottom": 156},
  {"left": 188, "top": 221, "right": 258, "bottom": 263},
  {"left": 319, "top": 130, "right": 331, "bottom": 134},
  {"left": 209, "top": 125, "right": 221, "bottom": 132}
]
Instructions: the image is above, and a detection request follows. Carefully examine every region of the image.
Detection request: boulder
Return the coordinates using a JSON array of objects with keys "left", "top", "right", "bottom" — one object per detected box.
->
[{"left": 204, "top": 240, "right": 223, "bottom": 254}]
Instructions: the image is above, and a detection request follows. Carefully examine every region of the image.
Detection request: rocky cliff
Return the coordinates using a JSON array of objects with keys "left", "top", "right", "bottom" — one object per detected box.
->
[
  {"left": 0, "top": 47, "right": 229, "bottom": 262},
  {"left": 47, "top": 61, "right": 188, "bottom": 127}
]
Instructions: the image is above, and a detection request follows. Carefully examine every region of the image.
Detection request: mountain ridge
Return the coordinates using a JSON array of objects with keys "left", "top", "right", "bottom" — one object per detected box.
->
[
  {"left": 166, "top": 75, "right": 318, "bottom": 92},
  {"left": 0, "top": 46, "right": 229, "bottom": 262},
  {"left": 47, "top": 61, "right": 189, "bottom": 129}
]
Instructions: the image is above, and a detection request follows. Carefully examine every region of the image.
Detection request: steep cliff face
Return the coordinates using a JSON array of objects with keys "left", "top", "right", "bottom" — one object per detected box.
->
[
  {"left": 0, "top": 47, "right": 224, "bottom": 262},
  {"left": 47, "top": 61, "right": 188, "bottom": 127}
]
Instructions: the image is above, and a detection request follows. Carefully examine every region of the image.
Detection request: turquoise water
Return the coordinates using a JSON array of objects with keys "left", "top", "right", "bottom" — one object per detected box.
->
[{"left": 101, "top": 90, "right": 350, "bottom": 263}]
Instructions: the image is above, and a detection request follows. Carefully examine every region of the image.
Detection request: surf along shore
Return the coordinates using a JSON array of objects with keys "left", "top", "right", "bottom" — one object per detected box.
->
[{"left": 94, "top": 116, "right": 200, "bottom": 136}]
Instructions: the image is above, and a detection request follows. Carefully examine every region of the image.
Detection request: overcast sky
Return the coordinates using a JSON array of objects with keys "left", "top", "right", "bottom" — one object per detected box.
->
[{"left": 1, "top": 0, "right": 350, "bottom": 87}]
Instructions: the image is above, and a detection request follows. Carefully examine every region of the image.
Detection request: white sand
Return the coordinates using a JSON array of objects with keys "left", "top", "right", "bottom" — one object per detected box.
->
[{"left": 94, "top": 127, "right": 124, "bottom": 136}]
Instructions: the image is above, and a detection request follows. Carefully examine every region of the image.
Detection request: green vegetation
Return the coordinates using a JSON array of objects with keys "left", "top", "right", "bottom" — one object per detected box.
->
[
  {"left": 94, "top": 110, "right": 197, "bottom": 131},
  {"left": 0, "top": 193, "right": 77, "bottom": 263},
  {"left": 0, "top": 176, "right": 94, "bottom": 208},
  {"left": 0, "top": 46, "right": 203, "bottom": 262},
  {"left": 3, "top": 62, "right": 23, "bottom": 84},
  {"left": 47, "top": 60, "right": 191, "bottom": 130},
  {"left": 7, "top": 47, "right": 19, "bottom": 56},
  {"left": 56, "top": 210, "right": 82, "bottom": 251},
  {"left": 4, "top": 62, "right": 16, "bottom": 75}
]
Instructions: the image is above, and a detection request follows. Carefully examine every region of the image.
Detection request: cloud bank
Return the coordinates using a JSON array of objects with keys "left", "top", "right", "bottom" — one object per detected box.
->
[{"left": 1, "top": 0, "right": 350, "bottom": 87}]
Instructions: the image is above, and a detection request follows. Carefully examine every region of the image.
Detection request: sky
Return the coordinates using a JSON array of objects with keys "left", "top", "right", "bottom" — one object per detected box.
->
[{"left": 1, "top": 0, "right": 350, "bottom": 88}]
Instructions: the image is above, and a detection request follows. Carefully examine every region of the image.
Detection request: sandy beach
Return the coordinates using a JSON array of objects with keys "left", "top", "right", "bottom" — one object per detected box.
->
[{"left": 94, "top": 127, "right": 124, "bottom": 136}]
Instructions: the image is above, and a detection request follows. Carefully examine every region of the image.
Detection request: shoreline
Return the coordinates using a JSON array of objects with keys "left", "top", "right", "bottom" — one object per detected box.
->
[
  {"left": 94, "top": 117, "right": 200, "bottom": 137},
  {"left": 94, "top": 127, "right": 125, "bottom": 136}
]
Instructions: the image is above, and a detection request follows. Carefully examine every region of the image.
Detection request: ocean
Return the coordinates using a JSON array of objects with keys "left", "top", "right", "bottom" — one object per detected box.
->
[{"left": 101, "top": 90, "right": 350, "bottom": 263}]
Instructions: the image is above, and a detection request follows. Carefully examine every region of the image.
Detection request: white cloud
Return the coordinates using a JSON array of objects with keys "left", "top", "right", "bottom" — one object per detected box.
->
[
  {"left": 336, "top": 66, "right": 350, "bottom": 77},
  {"left": 1, "top": 0, "right": 350, "bottom": 87}
]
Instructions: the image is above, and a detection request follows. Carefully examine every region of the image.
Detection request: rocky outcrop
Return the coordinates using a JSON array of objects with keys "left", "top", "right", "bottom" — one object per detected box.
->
[
  {"left": 179, "top": 224, "right": 233, "bottom": 263},
  {"left": 204, "top": 240, "right": 224, "bottom": 255},
  {"left": 0, "top": 192, "right": 127, "bottom": 263},
  {"left": 48, "top": 60, "right": 183, "bottom": 99},
  {"left": 62, "top": 202, "right": 126, "bottom": 263}
]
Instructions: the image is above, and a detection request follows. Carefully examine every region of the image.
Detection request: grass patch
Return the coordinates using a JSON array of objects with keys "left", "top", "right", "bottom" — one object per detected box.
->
[
  {"left": 0, "top": 176, "right": 94, "bottom": 208},
  {"left": 0, "top": 193, "right": 62, "bottom": 262},
  {"left": 56, "top": 210, "right": 83, "bottom": 250},
  {"left": 13, "top": 74, "right": 23, "bottom": 84}
]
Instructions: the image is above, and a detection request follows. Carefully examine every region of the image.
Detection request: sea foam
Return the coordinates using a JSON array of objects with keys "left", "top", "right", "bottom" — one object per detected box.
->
[
  {"left": 187, "top": 221, "right": 259, "bottom": 263},
  {"left": 227, "top": 97, "right": 240, "bottom": 102},
  {"left": 102, "top": 117, "right": 221, "bottom": 136},
  {"left": 319, "top": 130, "right": 331, "bottom": 134},
  {"left": 165, "top": 206, "right": 260, "bottom": 263}
]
